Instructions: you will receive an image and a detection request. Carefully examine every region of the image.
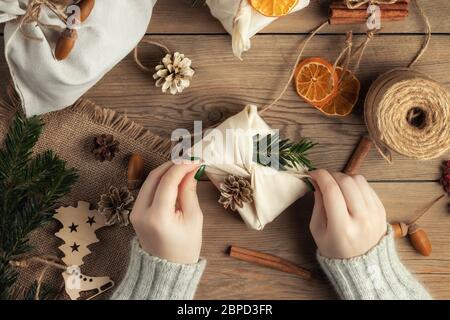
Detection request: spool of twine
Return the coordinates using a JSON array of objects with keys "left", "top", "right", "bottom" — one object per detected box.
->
[{"left": 365, "top": 68, "right": 450, "bottom": 160}]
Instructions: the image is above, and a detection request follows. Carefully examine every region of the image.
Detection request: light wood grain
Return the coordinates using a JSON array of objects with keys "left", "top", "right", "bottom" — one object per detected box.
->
[
  {"left": 0, "top": 0, "right": 446, "bottom": 34},
  {"left": 2, "top": 35, "right": 446, "bottom": 180},
  {"left": 196, "top": 181, "right": 449, "bottom": 300},
  {"left": 149, "top": 0, "right": 450, "bottom": 34},
  {"left": 82, "top": 34, "right": 450, "bottom": 181},
  {"left": 0, "top": 0, "right": 449, "bottom": 300}
]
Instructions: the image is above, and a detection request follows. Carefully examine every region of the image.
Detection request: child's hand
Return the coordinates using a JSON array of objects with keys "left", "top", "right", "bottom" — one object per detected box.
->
[
  {"left": 130, "top": 162, "right": 203, "bottom": 264},
  {"left": 309, "top": 170, "right": 387, "bottom": 259}
]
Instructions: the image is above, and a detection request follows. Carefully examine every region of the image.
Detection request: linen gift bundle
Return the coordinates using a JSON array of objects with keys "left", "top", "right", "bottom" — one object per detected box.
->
[
  {"left": 205, "top": 0, "right": 310, "bottom": 59},
  {"left": 0, "top": 0, "right": 157, "bottom": 116},
  {"left": 190, "top": 105, "right": 313, "bottom": 230}
]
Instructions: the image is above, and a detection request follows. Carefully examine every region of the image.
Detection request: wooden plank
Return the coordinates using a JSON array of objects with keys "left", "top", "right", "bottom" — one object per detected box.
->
[
  {"left": 81, "top": 34, "right": 449, "bottom": 181},
  {"left": 0, "top": 34, "right": 448, "bottom": 181},
  {"left": 0, "top": 0, "right": 446, "bottom": 34},
  {"left": 196, "top": 181, "right": 449, "bottom": 299},
  {"left": 149, "top": 0, "right": 450, "bottom": 34}
]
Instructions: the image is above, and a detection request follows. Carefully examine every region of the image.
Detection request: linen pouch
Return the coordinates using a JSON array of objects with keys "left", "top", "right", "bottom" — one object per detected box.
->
[
  {"left": 0, "top": 0, "right": 156, "bottom": 116},
  {"left": 193, "top": 105, "right": 310, "bottom": 230},
  {"left": 205, "top": 0, "right": 310, "bottom": 59}
]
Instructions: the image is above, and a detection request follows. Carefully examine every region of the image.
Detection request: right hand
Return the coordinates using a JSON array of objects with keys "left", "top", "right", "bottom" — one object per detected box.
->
[
  {"left": 309, "top": 169, "right": 387, "bottom": 259},
  {"left": 130, "top": 162, "right": 204, "bottom": 264}
]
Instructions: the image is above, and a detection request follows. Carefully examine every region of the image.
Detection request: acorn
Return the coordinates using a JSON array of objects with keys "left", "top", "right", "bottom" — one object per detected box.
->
[
  {"left": 78, "top": 0, "right": 95, "bottom": 22},
  {"left": 408, "top": 223, "right": 432, "bottom": 256},
  {"left": 127, "top": 154, "right": 145, "bottom": 190},
  {"left": 391, "top": 222, "right": 409, "bottom": 238},
  {"left": 55, "top": 28, "right": 78, "bottom": 61}
]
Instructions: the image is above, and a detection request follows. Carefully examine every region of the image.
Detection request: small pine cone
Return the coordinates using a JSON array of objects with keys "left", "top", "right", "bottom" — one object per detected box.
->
[
  {"left": 153, "top": 52, "right": 194, "bottom": 95},
  {"left": 218, "top": 175, "right": 253, "bottom": 211},
  {"left": 98, "top": 186, "right": 134, "bottom": 226},
  {"left": 92, "top": 134, "right": 119, "bottom": 162}
]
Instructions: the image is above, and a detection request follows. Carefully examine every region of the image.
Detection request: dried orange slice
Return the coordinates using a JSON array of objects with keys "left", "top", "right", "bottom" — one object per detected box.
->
[
  {"left": 249, "top": 0, "right": 298, "bottom": 17},
  {"left": 319, "top": 67, "right": 360, "bottom": 116},
  {"left": 295, "top": 57, "right": 339, "bottom": 108}
]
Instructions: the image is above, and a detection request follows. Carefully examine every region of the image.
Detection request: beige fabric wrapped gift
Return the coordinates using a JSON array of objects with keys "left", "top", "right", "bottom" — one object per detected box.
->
[
  {"left": 205, "top": 0, "right": 310, "bottom": 59},
  {"left": 194, "top": 105, "right": 310, "bottom": 230},
  {"left": 0, "top": 0, "right": 156, "bottom": 116}
]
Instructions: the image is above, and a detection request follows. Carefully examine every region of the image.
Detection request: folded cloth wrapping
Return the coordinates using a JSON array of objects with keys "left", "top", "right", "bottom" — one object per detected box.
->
[
  {"left": 0, "top": 0, "right": 156, "bottom": 116},
  {"left": 205, "top": 0, "right": 310, "bottom": 59},
  {"left": 193, "top": 105, "right": 310, "bottom": 230}
]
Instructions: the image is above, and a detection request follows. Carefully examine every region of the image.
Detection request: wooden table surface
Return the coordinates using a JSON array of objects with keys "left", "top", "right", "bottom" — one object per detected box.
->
[{"left": 2, "top": 0, "right": 450, "bottom": 299}]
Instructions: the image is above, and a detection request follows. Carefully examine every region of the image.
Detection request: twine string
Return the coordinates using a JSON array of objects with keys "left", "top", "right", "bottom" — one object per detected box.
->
[
  {"left": 364, "top": 68, "right": 450, "bottom": 161},
  {"left": 19, "top": 0, "right": 69, "bottom": 40},
  {"left": 408, "top": 0, "right": 431, "bottom": 68},
  {"left": 258, "top": 20, "right": 329, "bottom": 115},
  {"left": 408, "top": 194, "right": 445, "bottom": 226},
  {"left": 345, "top": 0, "right": 399, "bottom": 10},
  {"left": 134, "top": 40, "right": 171, "bottom": 73},
  {"left": 10, "top": 255, "right": 67, "bottom": 300},
  {"left": 330, "top": 31, "right": 354, "bottom": 87}
]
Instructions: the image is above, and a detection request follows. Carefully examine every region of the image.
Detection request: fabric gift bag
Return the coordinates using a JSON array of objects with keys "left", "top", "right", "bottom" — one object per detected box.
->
[
  {"left": 205, "top": 0, "right": 310, "bottom": 59},
  {"left": 0, "top": 0, "right": 157, "bottom": 116},
  {"left": 194, "top": 105, "right": 310, "bottom": 230}
]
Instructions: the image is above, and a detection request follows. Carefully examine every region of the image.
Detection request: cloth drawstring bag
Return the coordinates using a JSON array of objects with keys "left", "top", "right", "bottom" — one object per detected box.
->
[{"left": 0, "top": 0, "right": 157, "bottom": 116}]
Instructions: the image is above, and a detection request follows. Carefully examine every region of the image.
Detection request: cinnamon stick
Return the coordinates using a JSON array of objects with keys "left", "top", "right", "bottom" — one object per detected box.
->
[
  {"left": 329, "top": 0, "right": 409, "bottom": 25},
  {"left": 330, "top": 0, "right": 409, "bottom": 11},
  {"left": 228, "top": 245, "right": 312, "bottom": 280},
  {"left": 329, "top": 16, "right": 406, "bottom": 25},
  {"left": 343, "top": 136, "right": 373, "bottom": 175},
  {"left": 330, "top": 8, "right": 409, "bottom": 19}
]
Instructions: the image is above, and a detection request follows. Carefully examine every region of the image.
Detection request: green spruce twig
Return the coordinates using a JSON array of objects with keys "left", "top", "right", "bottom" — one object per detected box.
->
[
  {"left": 253, "top": 133, "right": 317, "bottom": 191},
  {"left": 189, "top": 0, "right": 206, "bottom": 7},
  {"left": 253, "top": 133, "right": 316, "bottom": 171},
  {"left": 0, "top": 113, "right": 78, "bottom": 300}
]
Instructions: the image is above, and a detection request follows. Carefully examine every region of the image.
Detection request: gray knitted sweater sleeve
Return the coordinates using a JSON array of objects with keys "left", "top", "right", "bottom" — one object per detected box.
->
[
  {"left": 111, "top": 238, "right": 206, "bottom": 300},
  {"left": 316, "top": 225, "right": 431, "bottom": 300}
]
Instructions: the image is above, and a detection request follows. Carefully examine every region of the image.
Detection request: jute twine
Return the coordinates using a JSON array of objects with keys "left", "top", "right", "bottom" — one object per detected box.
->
[
  {"left": 345, "top": 0, "right": 399, "bottom": 10},
  {"left": 19, "top": 0, "right": 70, "bottom": 40},
  {"left": 363, "top": 0, "right": 450, "bottom": 161},
  {"left": 364, "top": 68, "right": 450, "bottom": 161}
]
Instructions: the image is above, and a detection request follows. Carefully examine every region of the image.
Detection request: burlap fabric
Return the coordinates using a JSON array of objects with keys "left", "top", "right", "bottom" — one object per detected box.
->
[{"left": 0, "top": 95, "right": 172, "bottom": 299}]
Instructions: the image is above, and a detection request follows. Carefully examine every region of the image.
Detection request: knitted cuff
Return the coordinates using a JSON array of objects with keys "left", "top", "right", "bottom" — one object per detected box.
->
[
  {"left": 317, "top": 225, "right": 431, "bottom": 300},
  {"left": 111, "top": 238, "right": 206, "bottom": 300}
]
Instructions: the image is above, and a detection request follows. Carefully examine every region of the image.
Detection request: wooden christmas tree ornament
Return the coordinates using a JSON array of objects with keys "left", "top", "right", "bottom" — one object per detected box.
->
[{"left": 54, "top": 201, "right": 114, "bottom": 300}]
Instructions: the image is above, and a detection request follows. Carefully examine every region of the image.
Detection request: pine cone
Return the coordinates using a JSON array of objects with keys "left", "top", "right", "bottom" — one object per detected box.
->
[
  {"left": 98, "top": 186, "right": 134, "bottom": 226},
  {"left": 218, "top": 175, "right": 253, "bottom": 211},
  {"left": 441, "top": 160, "right": 450, "bottom": 194},
  {"left": 92, "top": 134, "right": 119, "bottom": 162},
  {"left": 153, "top": 52, "right": 194, "bottom": 95}
]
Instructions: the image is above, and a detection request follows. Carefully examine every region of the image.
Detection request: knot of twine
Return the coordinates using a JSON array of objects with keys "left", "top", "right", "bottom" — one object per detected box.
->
[
  {"left": 364, "top": 68, "right": 450, "bottom": 161},
  {"left": 345, "top": 0, "right": 399, "bottom": 9},
  {"left": 19, "top": 0, "right": 70, "bottom": 40}
]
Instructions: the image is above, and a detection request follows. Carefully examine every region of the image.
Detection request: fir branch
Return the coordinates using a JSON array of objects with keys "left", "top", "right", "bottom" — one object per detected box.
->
[
  {"left": 253, "top": 133, "right": 317, "bottom": 171},
  {"left": 22, "top": 281, "right": 59, "bottom": 300},
  {"left": 189, "top": 0, "right": 206, "bottom": 7},
  {"left": 0, "top": 113, "right": 78, "bottom": 300}
]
